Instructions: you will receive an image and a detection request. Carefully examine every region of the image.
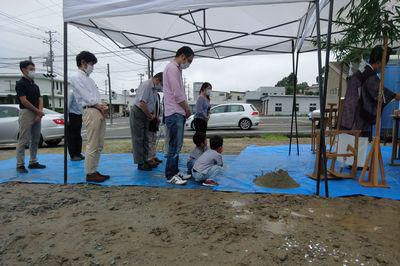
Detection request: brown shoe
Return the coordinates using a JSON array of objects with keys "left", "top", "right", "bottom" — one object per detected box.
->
[
  {"left": 86, "top": 172, "right": 106, "bottom": 183},
  {"left": 154, "top": 157, "right": 163, "bottom": 163},
  {"left": 147, "top": 160, "right": 158, "bottom": 168},
  {"left": 96, "top": 171, "right": 110, "bottom": 180}
]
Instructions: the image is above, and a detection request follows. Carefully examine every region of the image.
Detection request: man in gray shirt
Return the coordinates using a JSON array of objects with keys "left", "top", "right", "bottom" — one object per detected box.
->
[
  {"left": 192, "top": 135, "right": 223, "bottom": 187},
  {"left": 130, "top": 72, "right": 163, "bottom": 171}
]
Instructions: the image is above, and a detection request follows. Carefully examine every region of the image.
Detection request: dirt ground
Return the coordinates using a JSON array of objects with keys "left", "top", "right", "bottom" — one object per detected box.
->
[
  {"left": 1, "top": 137, "right": 400, "bottom": 265},
  {"left": 0, "top": 184, "right": 399, "bottom": 265}
]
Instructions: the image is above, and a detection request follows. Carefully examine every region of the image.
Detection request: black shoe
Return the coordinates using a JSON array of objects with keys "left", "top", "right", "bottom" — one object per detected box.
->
[
  {"left": 78, "top": 154, "right": 85, "bottom": 160},
  {"left": 16, "top": 166, "right": 28, "bottom": 174},
  {"left": 28, "top": 162, "right": 46, "bottom": 169},
  {"left": 71, "top": 156, "right": 83, "bottom": 161},
  {"left": 138, "top": 163, "right": 153, "bottom": 171},
  {"left": 96, "top": 171, "right": 110, "bottom": 180}
]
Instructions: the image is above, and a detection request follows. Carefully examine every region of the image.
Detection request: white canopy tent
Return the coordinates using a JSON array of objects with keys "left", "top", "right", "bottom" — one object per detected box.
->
[
  {"left": 62, "top": 0, "right": 350, "bottom": 195},
  {"left": 63, "top": 0, "right": 345, "bottom": 61}
]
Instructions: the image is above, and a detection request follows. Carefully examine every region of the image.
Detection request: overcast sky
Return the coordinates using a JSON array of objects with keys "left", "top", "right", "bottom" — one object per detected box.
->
[{"left": 0, "top": 0, "right": 326, "bottom": 96}]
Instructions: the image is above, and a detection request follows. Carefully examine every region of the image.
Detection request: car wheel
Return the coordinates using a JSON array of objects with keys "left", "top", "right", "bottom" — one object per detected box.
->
[
  {"left": 239, "top": 118, "right": 252, "bottom": 130},
  {"left": 45, "top": 139, "right": 62, "bottom": 147}
]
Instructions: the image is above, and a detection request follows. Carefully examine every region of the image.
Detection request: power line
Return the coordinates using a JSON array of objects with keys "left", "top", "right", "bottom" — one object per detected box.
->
[{"left": 77, "top": 28, "right": 147, "bottom": 67}]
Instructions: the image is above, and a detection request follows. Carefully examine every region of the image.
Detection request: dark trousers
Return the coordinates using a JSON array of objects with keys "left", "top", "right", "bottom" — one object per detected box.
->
[
  {"left": 193, "top": 118, "right": 208, "bottom": 133},
  {"left": 67, "top": 113, "right": 83, "bottom": 158},
  {"left": 130, "top": 106, "right": 150, "bottom": 165}
]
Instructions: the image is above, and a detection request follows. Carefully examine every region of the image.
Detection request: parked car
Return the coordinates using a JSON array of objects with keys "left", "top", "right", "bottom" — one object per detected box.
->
[
  {"left": 186, "top": 103, "right": 260, "bottom": 130},
  {"left": 0, "top": 104, "right": 64, "bottom": 147},
  {"left": 308, "top": 109, "right": 320, "bottom": 120}
]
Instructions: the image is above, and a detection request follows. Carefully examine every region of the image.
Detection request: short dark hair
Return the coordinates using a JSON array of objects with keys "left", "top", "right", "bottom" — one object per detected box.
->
[
  {"left": 210, "top": 135, "right": 223, "bottom": 150},
  {"left": 19, "top": 60, "right": 35, "bottom": 71},
  {"left": 175, "top": 46, "right": 194, "bottom": 58},
  {"left": 76, "top": 51, "right": 98, "bottom": 67},
  {"left": 153, "top": 72, "right": 163, "bottom": 83},
  {"left": 193, "top": 132, "right": 206, "bottom": 147},
  {"left": 369, "top": 45, "right": 395, "bottom": 65}
]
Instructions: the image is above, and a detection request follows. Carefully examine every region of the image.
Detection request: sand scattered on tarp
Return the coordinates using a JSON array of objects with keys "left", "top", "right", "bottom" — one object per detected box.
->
[{"left": 254, "top": 169, "right": 300, "bottom": 189}]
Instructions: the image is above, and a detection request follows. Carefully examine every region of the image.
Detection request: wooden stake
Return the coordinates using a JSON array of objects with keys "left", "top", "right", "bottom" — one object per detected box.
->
[{"left": 359, "top": 37, "right": 389, "bottom": 188}]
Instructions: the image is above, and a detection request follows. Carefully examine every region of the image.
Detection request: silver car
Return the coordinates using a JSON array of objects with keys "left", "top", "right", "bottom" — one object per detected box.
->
[{"left": 0, "top": 104, "right": 64, "bottom": 147}]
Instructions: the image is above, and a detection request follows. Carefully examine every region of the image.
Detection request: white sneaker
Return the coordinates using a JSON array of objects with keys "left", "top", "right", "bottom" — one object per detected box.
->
[
  {"left": 177, "top": 172, "right": 191, "bottom": 180},
  {"left": 167, "top": 175, "right": 187, "bottom": 185}
]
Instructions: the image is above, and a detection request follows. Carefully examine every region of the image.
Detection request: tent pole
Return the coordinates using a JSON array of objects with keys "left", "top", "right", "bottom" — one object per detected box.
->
[
  {"left": 151, "top": 48, "right": 154, "bottom": 77},
  {"left": 315, "top": 0, "right": 329, "bottom": 196},
  {"left": 289, "top": 40, "right": 297, "bottom": 155},
  {"left": 321, "top": 0, "right": 334, "bottom": 197},
  {"left": 63, "top": 22, "right": 69, "bottom": 185},
  {"left": 295, "top": 51, "right": 300, "bottom": 155}
]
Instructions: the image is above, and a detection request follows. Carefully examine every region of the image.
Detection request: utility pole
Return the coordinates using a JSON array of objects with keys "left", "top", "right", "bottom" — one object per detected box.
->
[
  {"left": 107, "top": 64, "right": 113, "bottom": 125},
  {"left": 138, "top": 73, "right": 144, "bottom": 84},
  {"left": 43, "top": 31, "right": 56, "bottom": 110},
  {"left": 104, "top": 80, "right": 108, "bottom": 95}
]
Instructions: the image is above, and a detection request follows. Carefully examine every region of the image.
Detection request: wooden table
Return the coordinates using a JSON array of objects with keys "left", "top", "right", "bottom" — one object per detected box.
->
[{"left": 390, "top": 113, "right": 400, "bottom": 165}]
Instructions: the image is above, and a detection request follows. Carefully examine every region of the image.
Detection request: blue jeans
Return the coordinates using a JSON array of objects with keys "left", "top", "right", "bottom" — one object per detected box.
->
[
  {"left": 192, "top": 165, "right": 223, "bottom": 182},
  {"left": 187, "top": 159, "right": 195, "bottom": 174},
  {"left": 165, "top": 113, "right": 185, "bottom": 179}
]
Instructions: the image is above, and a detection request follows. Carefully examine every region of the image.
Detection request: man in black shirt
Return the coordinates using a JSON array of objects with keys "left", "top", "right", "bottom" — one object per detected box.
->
[{"left": 15, "top": 60, "right": 46, "bottom": 173}]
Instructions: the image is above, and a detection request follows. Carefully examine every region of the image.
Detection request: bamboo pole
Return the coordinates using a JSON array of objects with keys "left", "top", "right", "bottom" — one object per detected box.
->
[{"left": 359, "top": 37, "right": 389, "bottom": 188}]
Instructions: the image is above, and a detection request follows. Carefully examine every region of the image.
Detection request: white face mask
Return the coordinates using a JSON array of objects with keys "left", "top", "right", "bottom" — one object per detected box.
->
[
  {"left": 27, "top": 70, "right": 36, "bottom": 79},
  {"left": 180, "top": 62, "right": 191, "bottom": 70},
  {"left": 205, "top": 88, "right": 211, "bottom": 96},
  {"left": 156, "top": 84, "right": 163, "bottom": 92},
  {"left": 85, "top": 64, "right": 94, "bottom": 75}
]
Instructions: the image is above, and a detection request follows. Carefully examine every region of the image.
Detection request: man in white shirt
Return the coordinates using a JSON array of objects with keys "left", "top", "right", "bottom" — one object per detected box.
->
[{"left": 70, "top": 51, "right": 109, "bottom": 183}]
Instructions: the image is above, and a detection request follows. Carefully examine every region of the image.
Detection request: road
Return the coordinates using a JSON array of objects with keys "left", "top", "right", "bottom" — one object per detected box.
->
[{"left": 88, "top": 116, "right": 312, "bottom": 139}]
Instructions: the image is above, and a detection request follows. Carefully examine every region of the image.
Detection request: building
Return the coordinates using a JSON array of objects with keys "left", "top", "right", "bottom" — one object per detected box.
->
[
  {"left": 192, "top": 82, "right": 204, "bottom": 101},
  {"left": 0, "top": 74, "right": 135, "bottom": 116},
  {"left": 228, "top": 91, "right": 246, "bottom": 101},
  {"left": 303, "top": 84, "right": 320, "bottom": 95},
  {"left": 0, "top": 74, "right": 65, "bottom": 110},
  {"left": 262, "top": 95, "right": 320, "bottom": 116},
  {"left": 245, "top": 86, "right": 285, "bottom": 114},
  {"left": 101, "top": 90, "right": 135, "bottom": 117}
]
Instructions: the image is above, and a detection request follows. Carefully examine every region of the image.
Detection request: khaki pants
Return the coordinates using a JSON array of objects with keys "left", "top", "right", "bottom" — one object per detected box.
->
[
  {"left": 16, "top": 109, "right": 41, "bottom": 167},
  {"left": 83, "top": 108, "right": 106, "bottom": 174},
  {"left": 148, "top": 131, "right": 157, "bottom": 160}
]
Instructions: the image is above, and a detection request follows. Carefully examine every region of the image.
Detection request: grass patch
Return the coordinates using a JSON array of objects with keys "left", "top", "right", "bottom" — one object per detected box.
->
[{"left": 260, "top": 134, "right": 288, "bottom": 141}]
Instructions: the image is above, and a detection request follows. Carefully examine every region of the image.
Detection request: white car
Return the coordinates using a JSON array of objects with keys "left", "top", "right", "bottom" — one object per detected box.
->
[
  {"left": 186, "top": 103, "right": 260, "bottom": 130},
  {"left": 308, "top": 109, "right": 320, "bottom": 120},
  {"left": 0, "top": 104, "right": 64, "bottom": 147}
]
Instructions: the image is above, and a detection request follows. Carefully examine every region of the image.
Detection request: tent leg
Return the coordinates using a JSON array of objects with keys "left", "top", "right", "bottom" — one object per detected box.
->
[
  {"left": 320, "top": 0, "right": 335, "bottom": 197},
  {"left": 315, "top": 0, "right": 330, "bottom": 197},
  {"left": 63, "top": 22, "right": 69, "bottom": 185},
  {"left": 289, "top": 40, "right": 299, "bottom": 156}
]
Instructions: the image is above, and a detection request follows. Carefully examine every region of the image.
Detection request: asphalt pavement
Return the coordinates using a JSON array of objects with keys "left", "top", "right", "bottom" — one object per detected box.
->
[{"left": 85, "top": 116, "right": 312, "bottom": 139}]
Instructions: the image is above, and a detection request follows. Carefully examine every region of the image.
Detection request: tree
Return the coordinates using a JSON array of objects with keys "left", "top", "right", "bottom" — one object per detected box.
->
[{"left": 275, "top": 73, "right": 308, "bottom": 95}]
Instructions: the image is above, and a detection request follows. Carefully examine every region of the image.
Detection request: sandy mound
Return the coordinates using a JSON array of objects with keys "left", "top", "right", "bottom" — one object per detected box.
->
[{"left": 254, "top": 169, "right": 300, "bottom": 189}]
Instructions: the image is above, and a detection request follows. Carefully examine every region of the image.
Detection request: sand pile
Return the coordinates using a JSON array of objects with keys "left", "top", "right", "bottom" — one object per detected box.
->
[{"left": 254, "top": 169, "right": 300, "bottom": 189}]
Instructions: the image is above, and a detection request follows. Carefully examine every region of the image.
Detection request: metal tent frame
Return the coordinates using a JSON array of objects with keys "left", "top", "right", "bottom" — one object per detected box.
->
[{"left": 63, "top": 0, "right": 335, "bottom": 196}]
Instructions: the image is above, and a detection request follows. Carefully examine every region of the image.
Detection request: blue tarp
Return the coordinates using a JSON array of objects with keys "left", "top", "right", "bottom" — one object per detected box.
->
[{"left": 0, "top": 145, "right": 399, "bottom": 200}]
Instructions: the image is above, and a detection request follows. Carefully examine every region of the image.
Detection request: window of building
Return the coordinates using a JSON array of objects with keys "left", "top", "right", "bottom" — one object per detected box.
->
[
  {"left": 59, "top": 83, "right": 63, "bottom": 93},
  {"left": 227, "top": 105, "right": 245, "bottom": 112},
  {"left": 296, "top": 103, "right": 299, "bottom": 112},
  {"left": 275, "top": 103, "right": 282, "bottom": 112},
  {"left": 309, "top": 103, "right": 317, "bottom": 112},
  {"left": 59, "top": 98, "right": 62, "bottom": 107}
]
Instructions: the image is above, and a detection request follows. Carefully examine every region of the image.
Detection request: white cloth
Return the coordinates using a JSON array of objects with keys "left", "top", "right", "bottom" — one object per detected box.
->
[{"left": 70, "top": 70, "right": 101, "bottom": 107}]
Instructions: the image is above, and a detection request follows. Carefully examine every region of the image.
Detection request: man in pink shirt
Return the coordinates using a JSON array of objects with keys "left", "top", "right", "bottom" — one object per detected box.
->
[{"left": 163, "top": 46, "right": 194, "bottom": 185}]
